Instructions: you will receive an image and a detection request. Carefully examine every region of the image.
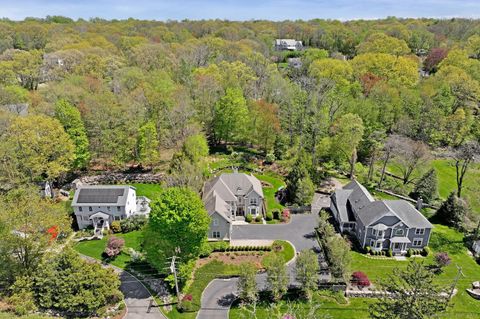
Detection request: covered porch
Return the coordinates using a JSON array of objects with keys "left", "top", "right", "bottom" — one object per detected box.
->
[
  {"left": 389, "top": 237, "right": 411, "bottom": 255},
  {"left": 89, "top": 212, "right": 110, "bottom": 237}
]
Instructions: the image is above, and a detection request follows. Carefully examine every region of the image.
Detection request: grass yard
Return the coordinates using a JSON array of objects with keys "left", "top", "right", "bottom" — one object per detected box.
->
[
  {"left": 230, "top": 293, "right": 374, "bottom": 319},
  {"left": 0, "top": 314, "right": 57, "bottom": 319},
  {"left": 74, "top": 230, "right": 143, "bottom": 269},
  {"left": 432, "top": 159, "right": 480, "bottom": 216},
  {"left": 254, "top": 172, "right": 286, "bottom": 213},
  {"left": 165, "top": 260, "right": 240, "bottom": 318},
  {"left": 349, "top": 224, "right": 480, "bottom": 318},
  {"left": 131, "top": 183, "right": 162, "bottom": 200}
]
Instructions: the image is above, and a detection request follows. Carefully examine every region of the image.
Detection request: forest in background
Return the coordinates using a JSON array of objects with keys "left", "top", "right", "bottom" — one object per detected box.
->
[{"left": 0, "top": 16, "right": 479, "bottom": 221}]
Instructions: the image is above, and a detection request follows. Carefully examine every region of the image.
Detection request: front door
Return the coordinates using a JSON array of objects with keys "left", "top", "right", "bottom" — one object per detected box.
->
[
  {"left": 393, "top": 243, "right": 401, "bottom": 250},
  {"left": 237, "top": 207, "right": 244, "bottom": 216}
]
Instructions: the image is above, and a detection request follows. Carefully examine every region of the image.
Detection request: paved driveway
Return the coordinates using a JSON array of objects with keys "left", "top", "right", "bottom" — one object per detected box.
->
[
  {"left": 120, "top": 270, "right": 167, "bottom": 319},
  {"left": 197, "top": 213, "right": 323, "bottom": 319},
  {"left": 231, "top": 213, "right": 320, "bottom": 252}
]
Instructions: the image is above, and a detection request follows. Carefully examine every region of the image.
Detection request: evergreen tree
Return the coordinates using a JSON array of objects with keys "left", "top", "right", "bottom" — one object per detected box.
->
[
  {"left": 294, "top": 176, "right": 315, "bottom": 206},
  {"left": 410, "top": 168, "right": 438, "bottom": 203},
  {"left": 55, "top": 99, "right": 90, "bottom": 169},
  {"left": 286, "top": 150, "right": 312, "bottom": 204},
  {"left": 435, "top": 192, "right": 469, "bottom": 230}
]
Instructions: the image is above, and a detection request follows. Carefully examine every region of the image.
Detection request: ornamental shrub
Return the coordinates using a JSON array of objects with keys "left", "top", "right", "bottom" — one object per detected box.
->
[
  {"left": 422, "top": 246, "right": 431, "bottom": 257},
  {"left": 266, "top": 211, "right": 273, "bottom": 221},
  {"left": 255, "top": 215, "right": 262, "bottom": 223},
  {"left": 104, "top": 236, "right": 125, "bottom": 258},
  {"left": 387, "top": 249, "right": 393, "bottom": 257},
  {"left": 111, "top": 221, "right": 121, "bottom": 233},
  {"left": 245, "top": 214, "right": 253, "bottom": 223},
  {"left": 351, "top": 271, "right": 371, "bottom": 288}
]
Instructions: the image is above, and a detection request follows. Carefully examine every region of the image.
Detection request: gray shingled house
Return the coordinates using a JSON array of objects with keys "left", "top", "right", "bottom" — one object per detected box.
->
[
  {"left": 202, "top": 172, "right": 265, "bottom": 241},
  {"left": 72, "top": 185, "right": 150, "bottom": 234},
  {"left": 330, "top": 180, "right": 433, "bottom": 255}
]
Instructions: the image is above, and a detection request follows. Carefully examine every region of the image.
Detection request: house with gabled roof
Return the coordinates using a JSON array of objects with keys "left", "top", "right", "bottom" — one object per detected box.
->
[
  {"left": 330, "top": 180, "right": 433, "bottom": 255},
  {"left": 275, "top": 39, "right": 303, "bottom": 51},
  {"left": 202, "top": 172, "right": 265, "bottom": 240},
  {"left": 72, "top": 185, "right": 150, "bottom": 235}
]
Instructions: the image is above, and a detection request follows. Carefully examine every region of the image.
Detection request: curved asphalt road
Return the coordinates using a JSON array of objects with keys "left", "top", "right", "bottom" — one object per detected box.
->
[
  {"left": 81, "top": 254, "right": 166, "bottom": 319},
  {"left": 197, "top": 212, "right": 323, "bottom": 319}
]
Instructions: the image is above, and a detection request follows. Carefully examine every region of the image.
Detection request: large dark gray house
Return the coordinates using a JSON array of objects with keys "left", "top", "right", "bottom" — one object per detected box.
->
[{"left": 330, "top": 180, "right": 433, "bottom": 255}]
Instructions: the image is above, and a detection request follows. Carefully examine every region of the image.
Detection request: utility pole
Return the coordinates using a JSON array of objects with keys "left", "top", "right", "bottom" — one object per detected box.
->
[
  {"left": 168, "top": 247, "right": 181, "bottom": 302},
  {"left": 448, "top": 265, "right": 464, "bottom": 300}
]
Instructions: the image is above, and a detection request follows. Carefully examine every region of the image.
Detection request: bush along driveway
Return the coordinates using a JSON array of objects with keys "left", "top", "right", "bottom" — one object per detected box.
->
[
  {"left": 80, "top": 255, "right": 167, "bottom": 319},
  {"left": 197, "top": 213, "right": 321, "bottom": 319}
]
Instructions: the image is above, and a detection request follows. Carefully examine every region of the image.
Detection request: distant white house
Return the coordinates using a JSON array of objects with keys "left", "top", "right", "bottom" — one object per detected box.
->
[
  {"left": 72, "top": 185, "right": 150, "bottom": 234},
  {"left": 275, "top": 39, "right": 303, "bottom": 51}
]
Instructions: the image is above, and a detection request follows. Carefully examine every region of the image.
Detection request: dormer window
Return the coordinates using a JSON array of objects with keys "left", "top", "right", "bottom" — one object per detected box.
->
[{"left": 395, "top": 229, "right": 404, "bottom": 236}]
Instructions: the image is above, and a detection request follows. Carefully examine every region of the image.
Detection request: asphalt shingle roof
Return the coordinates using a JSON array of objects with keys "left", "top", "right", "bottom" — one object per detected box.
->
[{"left": 72, "top": 185, "right": 132, "bottom": 206}]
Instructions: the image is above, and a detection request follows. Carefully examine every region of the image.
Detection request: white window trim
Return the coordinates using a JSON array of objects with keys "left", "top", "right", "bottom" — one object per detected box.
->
[
  {"left": 212, "top": 231, "right": 221, "bottom": 238},
  {"left": 213, "top": 218, "right": 219, "bottom": 226},
  {"left": 372, "top": 228, "right": 377, "bottom": 236},
  {"left": 415, "top": 228, "right": 425, "bottom": 235},
  {"left": 395, "top": 228, "right": 404, "bottom": 236},
  {"left": 413, "top": 238, "right": 423, "bottom": 247}
]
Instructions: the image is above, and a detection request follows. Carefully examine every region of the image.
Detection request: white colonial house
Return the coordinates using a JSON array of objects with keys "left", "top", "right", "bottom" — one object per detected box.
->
[{"left": 72, "top": 185, "right": 150, "bottom": 234}]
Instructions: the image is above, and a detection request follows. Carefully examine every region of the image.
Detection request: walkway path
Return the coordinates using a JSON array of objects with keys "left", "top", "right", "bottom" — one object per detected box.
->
[{"left": 197, "top": 212, "right": 326, "bottom": 319}]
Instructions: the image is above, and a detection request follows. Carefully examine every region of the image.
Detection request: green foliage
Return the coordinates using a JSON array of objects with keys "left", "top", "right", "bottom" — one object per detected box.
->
[
  {"left": 294, "top": 176, "right": 315, "bottom": 206},
  {"left": 110, "top": 221, "right": 121, "bottom": 233},
  {"left": 245, "top": 213, "right": 253, "bottom": 223},
  {"left": 182, "top": 133, "right": 209, "bottom": 163},
  {"left": 143, "top": 187, "right": 210, "bottom": 277},
  {"left": 119, "top": 215, "right": 147, "bottom": 233},
  {"left": 1, "top": 115, "right": 75, "bottom": 183},
  {"left": 237, "top": 262, "right": 258, "bottom": 303},
  {"left": 410, "top": 169, "right": 438, "bottom": 204},
  {"left": 137, "top": 121, "right": 159, "bottom": 167},
  {"left": 295, "top": 249, "right": 319, "bottom": 300},
  {"left": 255, "top": 215, "right": 262, "bottom": 222},
  {"left": 357, "top": 33, "right": 411, "bottom": 56},
  {"left": 213, "top": 87, "right": 248, "bottom": 144},
  {"left": 264, "top": 253, "right": 288, "bottom": 301},
  {"left": 435, "top": 192, "right": 469, "bottom": 230},
  {"left": 286, "top": 150, "right": 312, "bottom": 204},
  {"left": 55, "top": 99, "right": 90, "bottom": 169},
  {"left": 370, "top": 261, "right": 449, "bottom": 319},
  {"left": 265, "top": 211, "right": 273, "bottom": 221},
  {"left": 32, "top": 248, "right": 122, "bottom": 317}
]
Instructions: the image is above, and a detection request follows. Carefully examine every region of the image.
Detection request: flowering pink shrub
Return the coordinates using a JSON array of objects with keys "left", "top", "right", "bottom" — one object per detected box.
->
[
  {"left": 282, "top": 315, "right": 295, "bottom": 319},
  {"left": 281, "top": 209, "right": 290, "bottom": 222},
  {"left": 104, "top": 236, "right": 125, "bottom": 258},
  {"left": 182, "top": 294, "right": 193, "bottom": 302},
  {"left": 351, "top": 271, "right": 371, "bottom": 287}
]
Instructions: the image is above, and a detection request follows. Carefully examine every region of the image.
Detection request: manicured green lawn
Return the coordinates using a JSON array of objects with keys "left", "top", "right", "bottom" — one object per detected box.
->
[
  {"left": 0, "top": 314, "right": 57, "bottom": 319},
  {"left": 350, "top": 224, "right": 480, "bottom": 318},
  {"left": 255, "top": 172, "right": 286, "bottom": 213},
  {"left": 74, "top": 230, "right": 143, "bottom": 269},
  {"left": 164, "top": 260, "right": 240, "bottom": 318},
  {"left": 131, "top": 183, "right": 162, "bottom": 200},
  {"left": 230, "top": 293, "right": 374, "bottom": 319},
  {"left": 432, "top": 159, "right": 480, "bottom": 216}
]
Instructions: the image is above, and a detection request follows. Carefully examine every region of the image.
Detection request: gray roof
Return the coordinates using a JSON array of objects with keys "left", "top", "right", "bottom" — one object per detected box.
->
[
  {"left": 203, "top": 173, "right": 263, "bottom": 200},
  {"left": 202, "top": 173, "right": 264, "bottom": 224},
  {"left": 72, "top": 185, "right": 133, "bottom": 206},
  {"left": 332, "top": 189, "right": 352, "bottom": 223},
  {"left": 204, "top": 190, "right": 231, "bottom": 222},
  {"left": 332, "top": 180, "right": 432, "bottom": 229},
  {"left": 384, "top": 200, "right": 432, "bottom": 228}
]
